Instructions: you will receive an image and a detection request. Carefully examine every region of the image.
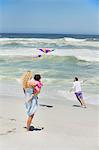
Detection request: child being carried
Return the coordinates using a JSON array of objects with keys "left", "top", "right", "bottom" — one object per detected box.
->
[{"left": 28, "top": 74, "right": 43, "bottom": 101}]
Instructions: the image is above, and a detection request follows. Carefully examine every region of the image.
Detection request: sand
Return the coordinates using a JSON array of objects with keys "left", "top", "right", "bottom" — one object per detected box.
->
[{"left": 0, "top": 85, "right": 99, "bottom": 150}]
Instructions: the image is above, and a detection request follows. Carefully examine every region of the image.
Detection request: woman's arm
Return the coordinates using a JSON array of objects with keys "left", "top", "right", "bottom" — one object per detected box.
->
[{"left": 28, "top": 80, "right": 37, "bottom": 87}]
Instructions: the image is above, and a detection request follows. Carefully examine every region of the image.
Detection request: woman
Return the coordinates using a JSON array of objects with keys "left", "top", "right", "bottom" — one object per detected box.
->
[{"left": 21, "top": 71, "right": 40, "bottom": 131}]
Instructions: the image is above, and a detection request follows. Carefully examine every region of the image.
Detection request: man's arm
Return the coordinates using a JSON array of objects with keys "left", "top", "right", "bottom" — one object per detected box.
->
[
  {"left": 69, "top": 83, "right": 75, "bottom": 92},
  {"left": 80, "top": 79, "right": 87, "bottom": 84}
]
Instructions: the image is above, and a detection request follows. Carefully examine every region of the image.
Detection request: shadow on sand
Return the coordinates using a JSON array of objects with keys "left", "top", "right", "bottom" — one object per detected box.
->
[
  {"left": 72, "top": 104, "right": 81, "bottom": 108},
  {"left": 24, "top": 126, "right": 44, "bottom": 131},
  {"left": 39, "top": 104, "right": 53, "bottom": 108}
]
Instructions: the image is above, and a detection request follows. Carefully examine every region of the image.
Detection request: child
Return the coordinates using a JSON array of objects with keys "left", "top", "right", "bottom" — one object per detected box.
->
[
  {"left": 33, "top": 74, "right": 43, "bottom": 95},
  {"left": 28, "top": 74, "right": 43, "bottom": 101},
  {"left": 70, "top": 77, "right": 87, "bottom": 108}
]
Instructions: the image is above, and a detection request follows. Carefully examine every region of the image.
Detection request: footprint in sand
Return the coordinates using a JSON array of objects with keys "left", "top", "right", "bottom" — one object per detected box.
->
[
  {"left": 0, "top": 128, "right": 16, "bottom": 136},
  {"left": 7, "top": 128, "right": 16, "bottom": 133}
]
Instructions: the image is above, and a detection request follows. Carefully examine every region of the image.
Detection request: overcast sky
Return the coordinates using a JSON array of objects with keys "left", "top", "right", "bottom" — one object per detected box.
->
[{"left": 0, "top": 0, "right": 99, "bottom": 34}]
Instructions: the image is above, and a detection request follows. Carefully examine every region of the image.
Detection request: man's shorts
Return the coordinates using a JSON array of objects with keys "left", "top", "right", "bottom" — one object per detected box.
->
[{"left": 75, "top": 91, "right": 83, "bottom": 99}]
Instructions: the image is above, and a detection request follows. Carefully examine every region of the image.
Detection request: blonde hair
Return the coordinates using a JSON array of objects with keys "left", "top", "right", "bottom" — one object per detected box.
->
[{"left": 21, "top": 71, "right": 33, "bottom": 89}]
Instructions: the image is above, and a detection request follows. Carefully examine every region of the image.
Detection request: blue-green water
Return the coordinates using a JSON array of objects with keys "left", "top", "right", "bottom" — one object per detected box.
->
[{"left": 0, "top": 33, "right": 99, "bottom": 105}]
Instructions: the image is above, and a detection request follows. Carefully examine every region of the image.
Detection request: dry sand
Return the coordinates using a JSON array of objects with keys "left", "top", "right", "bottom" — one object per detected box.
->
[{"left": 0, "top": 92, "right": 99, "bottom": 150}]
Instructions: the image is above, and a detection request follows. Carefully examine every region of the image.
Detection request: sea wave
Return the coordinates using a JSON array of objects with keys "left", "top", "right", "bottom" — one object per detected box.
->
[
  {"left": 63, "top": 37, "right": 86, "bottom": 42},
  {"left": 0, "top": 37, "right": 99, "bottom": 49}
]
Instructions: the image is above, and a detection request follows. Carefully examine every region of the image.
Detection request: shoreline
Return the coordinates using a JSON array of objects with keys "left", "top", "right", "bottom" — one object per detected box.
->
[{"left": 0, "top": 80, "right": 99, "bottom": 106}]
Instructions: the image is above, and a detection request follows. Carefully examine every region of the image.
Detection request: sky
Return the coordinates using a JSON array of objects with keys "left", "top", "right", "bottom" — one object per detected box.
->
[{"left": 0, "top": 0, "right": 99, "bottom": 34}]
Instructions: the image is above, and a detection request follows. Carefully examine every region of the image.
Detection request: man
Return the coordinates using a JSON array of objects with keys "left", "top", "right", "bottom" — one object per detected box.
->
[{"left": 70, "top": 77, "right": 87, "bottom": 108}]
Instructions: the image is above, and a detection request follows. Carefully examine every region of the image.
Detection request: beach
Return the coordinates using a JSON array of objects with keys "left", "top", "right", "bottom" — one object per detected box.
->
[
  {"left": 0, "top": 33, "right": 99, "bottom": 150},
  {"left": 0, "top": 81, "right": 99, "bottom": 150}
]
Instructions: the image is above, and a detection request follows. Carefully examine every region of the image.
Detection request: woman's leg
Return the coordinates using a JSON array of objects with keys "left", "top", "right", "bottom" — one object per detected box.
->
[
  {"left": 26, "top": 114, "right": 34, "bottom": 130},
  {"left": 26, "top": 96, "right": 38, "bottom": 130}
]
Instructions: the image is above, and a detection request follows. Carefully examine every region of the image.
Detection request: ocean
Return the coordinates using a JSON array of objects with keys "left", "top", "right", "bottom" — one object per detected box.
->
[{"left": 0, "top": 33, "right": 99, "bottom": 105}]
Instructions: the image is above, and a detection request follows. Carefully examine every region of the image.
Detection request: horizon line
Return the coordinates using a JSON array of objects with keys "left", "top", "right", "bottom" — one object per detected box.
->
[{"left": 0, "top": 32, "right": 99, "bottom": 36}]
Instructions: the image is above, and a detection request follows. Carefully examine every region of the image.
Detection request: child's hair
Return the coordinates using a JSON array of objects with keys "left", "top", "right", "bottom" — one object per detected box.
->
[
  {"left": 75, "top": 77, "right": 78, "bottom": 81},
  {"left": 34, "top": 74, "right": 41, "bottom": 81},
  {"left": 21, "top": 71, "right": 32, "bottom": 88}
]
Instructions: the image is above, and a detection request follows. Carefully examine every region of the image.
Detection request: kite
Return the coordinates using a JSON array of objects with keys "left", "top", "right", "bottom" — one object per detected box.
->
[
  {"left": 32, "top": 48, "right": 54, "bottom": 59},
  {"left": 38, "top": 48, "right": 54, "bottom": 53}
]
